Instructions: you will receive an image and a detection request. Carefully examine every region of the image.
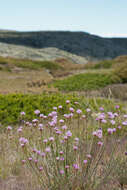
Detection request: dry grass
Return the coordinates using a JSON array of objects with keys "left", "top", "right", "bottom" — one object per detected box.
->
[{"left": 0, "top": 69, "right": 55, "bottom": 94}]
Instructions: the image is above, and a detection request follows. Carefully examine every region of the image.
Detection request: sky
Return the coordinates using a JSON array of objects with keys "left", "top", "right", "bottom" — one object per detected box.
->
[{"left": 0, "top": 0, "right": 127, "bottom": 37}]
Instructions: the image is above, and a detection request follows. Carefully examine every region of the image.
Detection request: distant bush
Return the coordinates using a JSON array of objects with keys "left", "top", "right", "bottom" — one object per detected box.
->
[
  {"left": 0, "top": 56, "right": 61, "bottom": 71},
  {"left": 113, "top": 62, "right": 127, "bottom": 83},
  {"left": 53, "top": 73, "right": 121, "bottom": 92},
  {"left": 0, "top": 93, "right": 117, "bottom": 125},
  {"left": 14, "top": 60, "right": 61, "bottom": 70},
  {"left": 85, "top": 60, "right": 115, "bottom": 70}
]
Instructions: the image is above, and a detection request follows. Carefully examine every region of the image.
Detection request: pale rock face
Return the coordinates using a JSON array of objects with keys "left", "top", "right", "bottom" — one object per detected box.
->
[{"left": 0, "top": 43, "right": 88, "bottom": 65}]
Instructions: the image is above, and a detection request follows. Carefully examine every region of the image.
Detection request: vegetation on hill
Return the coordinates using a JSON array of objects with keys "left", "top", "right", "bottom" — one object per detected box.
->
[
  {"left": 53, "top": 73, "right": 121, "bottom": 92},
  {"left": 0, "top": 93, "right": 117, "bottom": 125},
  {"left": 113, "top": 56, "right": 127, "bottom": 83},
  {"left": 0, "top": 56, "right": 61, "bottom": 71},
  {"left": 84, "top": 60, "right": 115, "bottom": 69}
]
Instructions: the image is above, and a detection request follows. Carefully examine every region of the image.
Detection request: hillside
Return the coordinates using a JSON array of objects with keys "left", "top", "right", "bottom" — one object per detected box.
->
[
  {"left": 0, "top": 30, "right": 127, "bottom": 59},
  {"left": 0, "top": 42, "right": 87, "bottom": 64}
]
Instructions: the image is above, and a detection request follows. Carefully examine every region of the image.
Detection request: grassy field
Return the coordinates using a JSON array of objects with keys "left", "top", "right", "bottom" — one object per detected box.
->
[
  {"left": 1, "top": 55, "right": 127, "bottom": 189},
  {"left": 0, "top": 94, "right": 127, "bottom": 190},
  {"left": 53, "top": 73, "right": 121, "bottom": 92}
]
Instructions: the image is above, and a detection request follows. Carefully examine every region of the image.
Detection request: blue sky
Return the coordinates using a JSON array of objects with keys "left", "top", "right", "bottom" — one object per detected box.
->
[{"left": 0, "top": 0, "right": 127, "bottom": 37}]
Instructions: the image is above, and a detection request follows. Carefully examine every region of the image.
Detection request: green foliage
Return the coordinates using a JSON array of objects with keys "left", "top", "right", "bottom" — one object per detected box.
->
[
  {"left": 53, "top": 73, "right": 121, "bottom": 91},
  {"left": 13, "top": 60, "right": 61, "bottom": 70},
  {"left": 113, "top": 62, "right": 127, "bottom": 83},
  {"left": 93, "top": 60, "right": 115, "bottom": 69},
  {"left": 85, "top": 60, "right": 115, "bottom": 70},
  {"left": 0, "top": 93, "right": 118, "bottom": 125},
  {"left": 0, "top": 56, "right": 61, "bottom": 71}
]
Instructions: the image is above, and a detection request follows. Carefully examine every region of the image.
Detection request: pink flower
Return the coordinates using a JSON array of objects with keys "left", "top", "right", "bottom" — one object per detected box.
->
[
  {"left": 87, "top": 154, "right": 92, "bottom": 159},
  {"left": 43, "top": 139, "right": 48, "bottom": 143},
  {"left": 53, "top": 107, "right": 57, "bottom": 111},
  {"left": 110, "top": 120, "right": 115, "bottom": 125},
  {"left": 58, "top": 105, "right": 63, "bottom": 109},
  {"left": 82, "top": 115, "right": 86, "bottom": 119},
  {"left": 45, "top": 147, "right": 51, "bottom": 153},
  {"left": 83, "top": 160, "right": 88, "bottom": 164},
  {"left": 93, "top": 131, "right": 97, "bottom": 136},
  {"left": 32, "top": 119, "right": 38, "bottom": 123},
  {"left": 59, "top": 151, "right": 64, "bottom": 155},
  {"left": 49, "top": 137, "right": 54, "bottom": 142},
  {"left": 115, "top": 105, "right": 120, "bottom": 109},
  {"left": 41, "top": 152, "right": 45, "bottom": 157},
  {"left": 107, "top": 128, "right": 113, "bottom": 134},
  {"left": 96, "top": 113, "right": 105, "bottom": 120},
  {"left": 73, "top": 146, "right": 78, "bottom": 150},
  {"left": 93, "top": 129, "right": 102, "bottom": 139},
  {"left": 65, "top": 165, "right": 69, "bottom": 169},
  {"left": 28, "top": 157, "right": 32, "bottom": 161},
  {"left": 39, "top": 167, "right": 43, "bottom": 171},
  {"left": 17, "top": 128, "right": 22, "bottom": 133},
  {"left": 76, "top": 109, "right": 82, "bottom": 114},
  {"left": 40, "top": 114, "right": 44, "bottom": 118},
  {"left": 34, "top": 160, "right": 38, "bottom": 164},
  {"left": 118, "top": 126, "right": 121, "bottom": 129},
  {"left": 63, "top": 136, "right": 68, "bottom": 140},
  {"left": 113, "top": 128, "right": 116, "bottom": 132},
  {"left": 101, "top": 119, "right": 107, "bottom": 123},
  {"left": 66, "top": 100, "right": 70, "bottom": 104},
  {"left": 39, "top": 124, "right": 43, "bottom": 128},
  {"left": 56, "top": 157, "right": 60, "bottom": 161},
  {"left": 59, "top": 119, "right": 64, "bottom": 123},
  {"left": 39, "top": 126, "right": 43, "bottom": 131},
  {"left": 122, "top": 121, "right": 127, "bottom": 126},
  {"left": 51, "top": 111, "right": 57, "bottom": 117},
  {"left": 60, "top": 157, "right": 64, "bottom": 161},
  {"left": 22, "top": 160, "right": 26, "bottom": 164},
  {"left": 69, "top": 107, "right": 75, "bottom": 113},
  {"left": 66, "top": 130, "right": 72, "bottom": 137},
  {"left": 62, "top": 125, "right": 67, "bottom": 130},
  {"left": 34, "top": 110, "right": 40, "bottom": 115},
  {"left": 108, "top": 112, "right": 114, "bottom": 119},
  {"left": 114, "top": 113, "right": 118, "bottom": 117},
  {"left": 20, "top": 111, "right": 25, "bottom": 116},
  {"left": 73, "top": 164, "right": 79, "bottom": 170},
  {"left": 37, "top": 150, "right": 41, "bottom": 155},
  {"left": 19, "top": 137, "right": 28, "bottom": 145},
  {"left": 99, "top": 107, "right": 104, "bottom": 111},
  {"left": 56, "top": 130, "right": 62, "bottom": 135},
  {"left": 75, "top": 137, "right": 79, "bottom": 142},
  {"left": 60, "top": 170, "right": 64, "bottom": 174},
  {"left": 7, "top": 126, "right": 12, "bottom": 131},
  {"left": 32, "top": 148, "right": 37, "bottom": 153},
  {"left": 97, "top": 141, "right": 103, "bottom": 146},
  {"left": 86, "top": 108, "right": 91, "bottom": 112}
]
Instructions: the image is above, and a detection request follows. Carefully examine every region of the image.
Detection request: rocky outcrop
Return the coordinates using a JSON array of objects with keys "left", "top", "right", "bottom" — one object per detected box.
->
[{"left": 0, "top": 42, "right": 88, "bottom": 64}]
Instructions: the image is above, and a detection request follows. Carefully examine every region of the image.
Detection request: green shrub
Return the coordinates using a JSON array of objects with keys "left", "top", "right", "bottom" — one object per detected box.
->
[
  {"left": 93, "top": 60, "right": 114, "bottom": 69},
  {"left": 0, "top": 57, "right": 8, "bottom": 65},
  {"left": 0, "top": 56, "right": 61, "bottom": 71},
  {"left": 113, "top": 62, "right": 127, "bottom": 83},
  {"left": 53, "top": 73, "right": 121, "bottom": 92},
  {"left": 85, "top": 60, "right": 115, "bottom": 70},
  {"left": 0, "top": 93, "right": 119, "bottom": 125}
]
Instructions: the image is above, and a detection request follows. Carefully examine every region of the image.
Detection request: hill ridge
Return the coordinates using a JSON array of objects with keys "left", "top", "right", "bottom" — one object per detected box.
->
[{"left": 0, "top": 31, "right": 127, "bottom": 59}]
